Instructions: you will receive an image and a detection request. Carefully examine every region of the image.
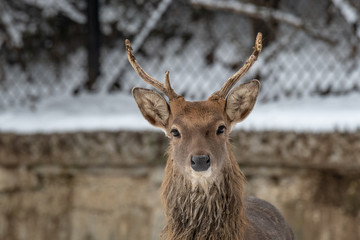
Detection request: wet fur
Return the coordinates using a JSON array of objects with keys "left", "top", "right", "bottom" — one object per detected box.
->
[
  {"left": 161, "top": 145, "right": 247, "bottom": 240},
  {"left": 160, "top": 144, "right": 295, "bottom": 240}
]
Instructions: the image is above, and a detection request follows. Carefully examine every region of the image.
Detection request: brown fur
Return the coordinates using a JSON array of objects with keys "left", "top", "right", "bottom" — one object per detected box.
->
[
  {"left": 161, "top": 143, "right": 247, "bottom": 240},
  {"left": 133, "top": 91, "right": 295, "bottom": 240},
  {"left": 128, "top": 35, "right": 294, "bottom": 239}
]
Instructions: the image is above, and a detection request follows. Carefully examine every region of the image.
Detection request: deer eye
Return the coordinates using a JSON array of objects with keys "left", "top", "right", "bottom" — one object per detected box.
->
[
  {"left": 170, "top": 128, "right": 181, "bottom": 138},
  {"left": 216, "top": 125, "right": 226, "bottom": 135}
]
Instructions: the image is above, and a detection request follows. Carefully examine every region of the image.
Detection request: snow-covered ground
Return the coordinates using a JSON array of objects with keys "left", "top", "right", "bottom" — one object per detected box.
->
[{"left": 0, "top": 92, "right": 359, "bottom": 134}]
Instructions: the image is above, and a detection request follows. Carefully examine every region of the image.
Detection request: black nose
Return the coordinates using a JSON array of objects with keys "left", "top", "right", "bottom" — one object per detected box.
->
[{"left": 191, "top": 155, "right": 210, "bottom": 172}]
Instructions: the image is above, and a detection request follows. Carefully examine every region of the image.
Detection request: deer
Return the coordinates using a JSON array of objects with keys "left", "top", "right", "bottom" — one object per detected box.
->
[{"left": 125, "top": 33, "right": 295, "bottom": 240}]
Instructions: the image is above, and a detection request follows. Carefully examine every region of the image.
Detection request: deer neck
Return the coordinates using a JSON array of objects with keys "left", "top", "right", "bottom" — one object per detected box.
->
[{"left": 160, "top": 149, "right": 246, "bottom": 240}]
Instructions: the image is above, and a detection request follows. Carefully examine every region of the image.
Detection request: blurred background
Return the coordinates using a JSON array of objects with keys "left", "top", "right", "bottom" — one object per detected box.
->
[{"left": 0, "top": 0, "right": 359, "bottom": 239}]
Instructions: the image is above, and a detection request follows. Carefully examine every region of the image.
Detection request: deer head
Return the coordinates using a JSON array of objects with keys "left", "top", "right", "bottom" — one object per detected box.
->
[{"left": 126, "top": 33, "right": 262, "bottom": 187}]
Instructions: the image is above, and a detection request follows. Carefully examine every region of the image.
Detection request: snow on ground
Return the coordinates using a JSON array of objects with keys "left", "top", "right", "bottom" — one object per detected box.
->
[
  {"left": 239, "top": 94, "right": 360, "bottom": 132},
  {"left": 0, "top": 92, "right": 359, "bottom": 134}
]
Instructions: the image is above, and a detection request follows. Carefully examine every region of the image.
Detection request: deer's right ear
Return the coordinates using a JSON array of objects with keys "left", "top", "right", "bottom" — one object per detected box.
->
[{"left": 132, "top": 87, "right": 170, "bottom": 130}]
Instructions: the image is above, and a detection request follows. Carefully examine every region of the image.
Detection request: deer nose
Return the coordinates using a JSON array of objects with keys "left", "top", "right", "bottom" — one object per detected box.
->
[{"left": 191, "top": 155, "right": 210, "bottom": 172}]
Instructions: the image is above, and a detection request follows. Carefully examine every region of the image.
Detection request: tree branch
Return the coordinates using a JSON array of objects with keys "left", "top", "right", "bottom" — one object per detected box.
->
[
  {"left": 190, "top": 0, "right": 337, "bottom": 45},
  {"left": 331, "top": 0, "right": 360, "bottom": 40}
]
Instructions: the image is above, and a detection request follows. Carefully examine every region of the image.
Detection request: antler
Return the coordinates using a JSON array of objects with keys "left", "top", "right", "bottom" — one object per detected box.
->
[
  {"left": 125, "top": 39, "right": 179, "bottom": 100},
  {"left": 212, "top": 32, "right": 263, "bottom": 99}
]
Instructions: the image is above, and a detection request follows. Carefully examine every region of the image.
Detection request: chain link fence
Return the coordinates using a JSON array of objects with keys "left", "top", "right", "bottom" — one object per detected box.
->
[{"left": 0, "top": 0, "right": 359, "bottom": 108}]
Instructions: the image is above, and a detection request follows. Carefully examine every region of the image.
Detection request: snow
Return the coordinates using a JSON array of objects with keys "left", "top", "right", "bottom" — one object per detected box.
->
[
  {"left": 0, "top": 93, "right": 151, "bottom": 133},
  {"left": 0, "top": 0, "right": 85, "bottom": 47},
  {"left": 331, "top": 0, "right": 358, "bottom": 24},
  {"left": 331, "top": 0, "right": 360, "bottom": 39},
  {"left": 191, "top": 0, "right": 303, "bottom": 28},
  {"left": 23, "top": 0, "right": 86, "bottom": 23},
  {"left": 239, "top": 94, "right": 360, "bottom": 132},
  {"left": 99, "top": 0, "right": 173, "bottom": 93},
  {"left": 0, "top": 48, "right": 86, "bottom": 108},
  {"left": 0, "top": 6, "right": 24, "bottom": 47},
  {"left": 1, "top": 0, "right": 359, "bottom": 135},
  {"left": 0, "top": 92, "right": 359, "bottom": 134}
]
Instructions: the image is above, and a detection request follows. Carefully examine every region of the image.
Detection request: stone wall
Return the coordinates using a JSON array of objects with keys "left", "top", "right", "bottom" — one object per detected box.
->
[{"left": 0, "top": 130, "right": 359, "bottom": 240}]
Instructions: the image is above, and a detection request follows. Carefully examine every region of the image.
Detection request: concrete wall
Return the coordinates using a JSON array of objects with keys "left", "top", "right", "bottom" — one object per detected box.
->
[{"left": 0, "top": 130, "right": 359, "bottom": 240}]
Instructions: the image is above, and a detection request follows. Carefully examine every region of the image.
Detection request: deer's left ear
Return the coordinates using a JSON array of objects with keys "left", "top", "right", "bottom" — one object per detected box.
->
[{"left": 226, "top": 80, "right": 260, "bottom": 125}]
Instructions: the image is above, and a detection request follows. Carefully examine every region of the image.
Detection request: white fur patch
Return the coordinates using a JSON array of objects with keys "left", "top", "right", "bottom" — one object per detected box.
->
[{"left": 189, "top": 167, "right": 219, "bottom": 195}]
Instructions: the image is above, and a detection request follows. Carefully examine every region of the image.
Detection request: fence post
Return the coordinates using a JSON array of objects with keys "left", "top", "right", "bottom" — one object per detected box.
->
[{"left": 86, "top": 0, "right": 101, "bottom": 91}]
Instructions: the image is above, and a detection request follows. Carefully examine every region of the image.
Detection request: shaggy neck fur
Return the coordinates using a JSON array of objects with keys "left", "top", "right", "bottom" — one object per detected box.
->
[{"left": 161, "top": 146, "right": 246, "bottom": 240}]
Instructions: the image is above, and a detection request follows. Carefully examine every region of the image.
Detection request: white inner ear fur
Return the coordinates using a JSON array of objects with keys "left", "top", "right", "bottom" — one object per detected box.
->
[
  {"left": 132, "top": 88, "right": 170, "bottom": 129},
  {"left": 142, "top": 94, "right": 169, "bottom": 125},
  {"left": 226, "top": 80, "right": 260, "bottom": 126}
]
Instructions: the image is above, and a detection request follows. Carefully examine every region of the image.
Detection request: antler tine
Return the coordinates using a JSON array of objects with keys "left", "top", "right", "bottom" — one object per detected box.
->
[
  {"left": 125, "top": 39, "right": 179, "bottom": 100},
  {"left": 212, "top": 32, "right": 263, "bottom": 99}
]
